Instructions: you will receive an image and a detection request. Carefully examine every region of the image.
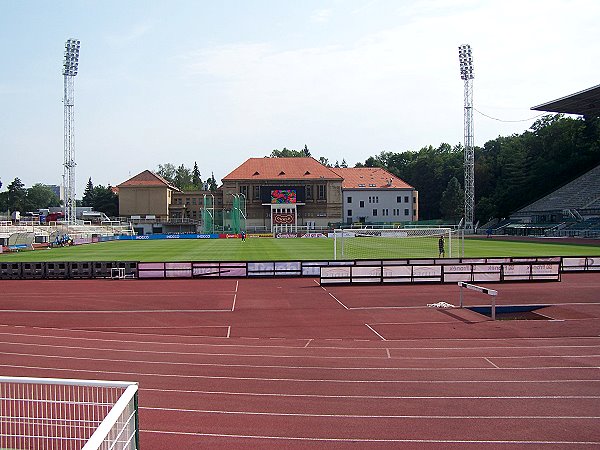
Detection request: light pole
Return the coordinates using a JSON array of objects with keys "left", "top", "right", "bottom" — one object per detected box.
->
[
  {"left": 63, "top": 38, "right": 80, "bottom": 224},
  {"left": 458, "top": 44, "right": 474, "bottom": 231}
]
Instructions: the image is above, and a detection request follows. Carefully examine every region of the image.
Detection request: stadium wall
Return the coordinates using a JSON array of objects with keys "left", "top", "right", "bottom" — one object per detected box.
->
[{"left": 2, "top": 256, "right": 599, "bottom": 281}]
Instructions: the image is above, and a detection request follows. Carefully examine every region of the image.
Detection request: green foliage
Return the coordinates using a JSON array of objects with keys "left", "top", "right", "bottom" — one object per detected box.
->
[
  {"left": 440, "top": 177, "right": 464, "bottom": 222},
  {"left": 207, "top": 172, "right": 218, "bottom": 191},
  {"left": 270, "top": 147, "right": 307, "bottom": 158},
  {"left": 157, "top": 162, "right": 207, "bottom": 190},
  {"left": 82, "top": 177, "right": 94, "bottom": 206},
  {"left": 358, "top": 115, "right": 600, "bottom": 221},
  {"left": 156, "top": 163, "right": 177, "bottom": 185},
  {"left": 25, "top": 184, "right": 61, "bottom": 211},
  {"left": 192, "top": 161, "right": 202, "bottom": 189},
  {"left": 91, "top": 185, "right": 119, "bottom": 217},
  {"left": 7, "top": 177, "right": 27, "bottom": 212}
]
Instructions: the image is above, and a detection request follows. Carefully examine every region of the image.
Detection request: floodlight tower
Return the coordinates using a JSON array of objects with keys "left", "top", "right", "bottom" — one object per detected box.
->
[
  {"left": 458, "top": 44, "right": 474, "bottom": 231},
  {"left": 62, "top": 38, "right": 81, "bottom": 224}
]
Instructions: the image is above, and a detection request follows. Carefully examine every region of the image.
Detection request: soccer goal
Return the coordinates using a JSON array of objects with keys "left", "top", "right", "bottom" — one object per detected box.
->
[{"left": 333, "top": 227, "right": 457, "bottom": 260}]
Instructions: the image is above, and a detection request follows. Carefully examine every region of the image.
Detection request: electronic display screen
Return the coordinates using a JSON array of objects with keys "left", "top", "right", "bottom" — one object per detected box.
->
[{"left": 271, "top": 189, "right": 297, "bottom": 204}]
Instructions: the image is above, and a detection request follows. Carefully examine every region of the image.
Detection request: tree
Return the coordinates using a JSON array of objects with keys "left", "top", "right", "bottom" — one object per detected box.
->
[
  {"left": 91, "top": 185, "right": 119, "bottom": 217},
  {"left": 440, "top": 177, "right": 464, "bottom": 222},
  {"left": 82, "top": 177, "right": 94, "bottom": 206},
  {"left": 192, "top": 162, "right": 202, "bottom": 190},
  {"left": 302, "top": 145, "right": 311, "bottom": 157},
  {"left": 172, "top": 164, "right": 192, "bottom": 190},
  {"left": 7, "top": 178, "right": 27, "bottom": 212},
  {"left": 318, "top": 156, "right": 331, "bottom": 167},
  {"left": 25, "top": 184, "right": 61, "bottom": 211},
  {"left": 270, "top": 147, "right": 306, "bottom": 158},
  {"left": 207, "top": 172, "right": 218, "bottom": 191},
  {"left": 156, "top": 163, "right": 176, "bottom": 185}
]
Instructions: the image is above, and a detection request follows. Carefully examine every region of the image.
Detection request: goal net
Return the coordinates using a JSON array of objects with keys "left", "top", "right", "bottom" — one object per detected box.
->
[{"left": 334, "top": 227, "right": 456, "bottom": 260}]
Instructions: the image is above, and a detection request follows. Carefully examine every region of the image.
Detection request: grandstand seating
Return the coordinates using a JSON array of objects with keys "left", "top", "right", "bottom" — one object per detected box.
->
[{"left": 512, "top": 164, "right": 600, "bottom": 219}]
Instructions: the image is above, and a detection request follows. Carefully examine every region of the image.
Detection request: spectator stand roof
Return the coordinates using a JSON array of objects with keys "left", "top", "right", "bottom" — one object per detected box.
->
[{"left": 531, "top": 84, "right": 600, "bottom": 116}]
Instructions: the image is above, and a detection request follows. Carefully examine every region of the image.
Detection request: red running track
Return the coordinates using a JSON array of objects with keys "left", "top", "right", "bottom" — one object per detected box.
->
[{"left": 1, "top": 273, "right": 599, "bottom": 448}]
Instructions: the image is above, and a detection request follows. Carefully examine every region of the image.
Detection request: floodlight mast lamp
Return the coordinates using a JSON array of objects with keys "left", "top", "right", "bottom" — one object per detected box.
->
[
  {"left": 459, "top": 44, "right": 475, "bottom": 231},
  {"left": 63, "top": 38, "right": 80, "bottom": 225}
]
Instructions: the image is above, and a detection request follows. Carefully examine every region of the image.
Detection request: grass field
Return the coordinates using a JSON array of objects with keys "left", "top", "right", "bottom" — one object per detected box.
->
[{"left": 1, "top": 236, "right": 599, "bottom": 262}]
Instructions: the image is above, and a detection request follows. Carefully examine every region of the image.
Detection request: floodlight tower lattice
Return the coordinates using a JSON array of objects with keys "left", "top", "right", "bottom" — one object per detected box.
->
[
  {"left": 458, "top": 44, "right": 474, "bottom": 231},
  {"left": 63, "top": 38, "right": 80, "bottom": 224}
]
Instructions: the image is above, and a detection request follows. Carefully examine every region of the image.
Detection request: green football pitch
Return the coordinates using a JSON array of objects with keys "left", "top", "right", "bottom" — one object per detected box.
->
[{"left": 0, "top": 237, "right": 599, "bottom": 262}]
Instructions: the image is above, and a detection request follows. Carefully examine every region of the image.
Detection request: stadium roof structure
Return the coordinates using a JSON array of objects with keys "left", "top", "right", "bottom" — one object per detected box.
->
[
  {"left": 531, "top": 84, "right": 600, "bottom": 116},
  {"left": 117, "top": 170, "right": 179, "bottom": 191},
  {"left": 223, "top": 157, "right": 342, "bottom": 181},
  {"left": 330, "top": 167, "right": 414, "bottom": 190}
]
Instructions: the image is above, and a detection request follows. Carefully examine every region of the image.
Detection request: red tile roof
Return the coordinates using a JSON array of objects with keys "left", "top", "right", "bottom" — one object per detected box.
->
[
  {"left": 331, "top": 167, "right": 414, "bottom": 189},
  {"left": 223, "top": 158, "right": 343, "bottom": 181},
  {"left": 117, "top": 170, "right": 179, "bottom": 190}
]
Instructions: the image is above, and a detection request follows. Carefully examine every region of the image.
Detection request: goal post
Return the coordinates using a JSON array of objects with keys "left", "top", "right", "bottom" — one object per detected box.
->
[{"left": 333, "top": 227, "right": 457, "bottom": 260}]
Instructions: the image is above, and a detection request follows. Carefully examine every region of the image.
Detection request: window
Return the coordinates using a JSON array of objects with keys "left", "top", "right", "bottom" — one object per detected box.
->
[
  {"left": 318, "top": 185, "right": 326, "bottom": 200},
  {"left": 376, "top": 196, "right": 379, "bottom": 203},
  {"left": 413, "top": 197, "right": 416, "bottom": 203},
  {"left": 347, "top": 196, "right": 352, "bottom": 203},
  {"left": 347, "top": 209, "right": 352, "bottom": 217},
  {"left": 404, "top": 196, "right": 409, "bottom": 203},
  {"left": 383, "top": 209, "right": 389, "bottom": 216},
  {"left": 306, "top": 185, "right": 312, "bottom": 200},
  {"left": 185, "top": 197, "right": 190, "bottom": 204},
  {"left": 404, "top": 208, "right": 409, "bottom": 215},
  {"left": 192, "top": 198, "right": 196, "bottom": 205},
  {"left": 359, "top": 200, "right": 364, "bottom": 208},
  {"left": 368, "top": 196, "right": 371, "bottom": 203},
  {"left": 372, "top": 209, "right": 378, "bottom": 216},
  {"left": 254, "top": 186, "right": 260, "bottom": 200},
  {"left": 397, "top": 196, "right": 402, "bottom": 203},
  {"left": 241, "top": 185, "right": 249, "bottom": 197}
]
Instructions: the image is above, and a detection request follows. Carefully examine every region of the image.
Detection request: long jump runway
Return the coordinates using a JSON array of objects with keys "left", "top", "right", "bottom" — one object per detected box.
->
[{"left": 1, "top": 273, "right": 599, "bottom": 448}]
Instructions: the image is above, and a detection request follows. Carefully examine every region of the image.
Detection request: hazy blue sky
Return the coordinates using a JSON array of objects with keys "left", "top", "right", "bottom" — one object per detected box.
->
[{"left": 1, "top": 0, "right": 598, "bottom": 194}]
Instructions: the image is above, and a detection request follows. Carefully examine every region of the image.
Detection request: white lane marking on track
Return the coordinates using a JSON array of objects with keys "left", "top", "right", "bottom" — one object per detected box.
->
[
  {"left": 328, "top": 292, "right": 349, "bottom": 309},
  {"left": 232, "top": 280, "right": 239, "bottom": 311},
  {"left": 141, "top": 406, "right": 600, "bottom": 419},
  {"left": 484, "top": 357, "right": 500, "bottom": 368},
  {"left": 365, "top": 324, "right": 386, "bottom": 341},
  {"left": 141, "top": 430, "right": 600, "bottom": 445},
  {"left": 0, "top": 329, "right": 599, "bottom": 355},
  {"left": 142, "top": 388, "right": 600, "bottom": 400},
  {"left": 3, "top": 363, "right": 600, "bottom": 382}
]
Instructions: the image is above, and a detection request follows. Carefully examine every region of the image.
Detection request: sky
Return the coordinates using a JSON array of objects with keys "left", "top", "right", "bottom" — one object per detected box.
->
[{"left": 1, "top": 0, "right": 599, "bottom": 195}]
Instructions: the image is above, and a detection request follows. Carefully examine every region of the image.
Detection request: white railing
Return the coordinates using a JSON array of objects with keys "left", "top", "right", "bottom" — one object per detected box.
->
[{"left": 0, "top": 376, "right": 138, "bottom": 450}]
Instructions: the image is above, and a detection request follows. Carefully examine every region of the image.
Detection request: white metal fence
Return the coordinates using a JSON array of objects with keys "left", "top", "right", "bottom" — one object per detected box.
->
[{"left": 0, "top": 376, "right": 138, "bottom": 450}]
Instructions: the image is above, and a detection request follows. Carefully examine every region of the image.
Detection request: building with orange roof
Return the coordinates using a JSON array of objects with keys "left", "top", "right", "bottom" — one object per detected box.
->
[
  {"left": 330, "top": 167, "right": 418, "bottom": 224},
  {"left": 117, "top": 170, "right": 180, "bottom": 221},
  {"left": 221, "top": 157, "right": 343, "bottom": 231}
]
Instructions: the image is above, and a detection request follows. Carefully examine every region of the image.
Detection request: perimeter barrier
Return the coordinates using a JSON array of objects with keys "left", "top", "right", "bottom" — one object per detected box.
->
[
  {"left": 0, "top": 376, "right": 139, "bottom": 450},
  {"left": 0, "top": 257, "right": 598, "bottom": 281}
]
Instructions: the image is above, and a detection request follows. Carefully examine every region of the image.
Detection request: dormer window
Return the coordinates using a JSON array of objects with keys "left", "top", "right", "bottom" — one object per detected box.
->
[
  {"left": 278, "top": 171, "right": 286, "bottom": 176},
  {"left": 253, "top": 171, "right": 260, "bottom": 176}
]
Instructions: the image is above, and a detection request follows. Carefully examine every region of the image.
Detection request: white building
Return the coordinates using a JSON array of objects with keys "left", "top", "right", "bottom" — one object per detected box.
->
[{"left": 331, "top": 167, "right": 418, "bottom": 225}]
